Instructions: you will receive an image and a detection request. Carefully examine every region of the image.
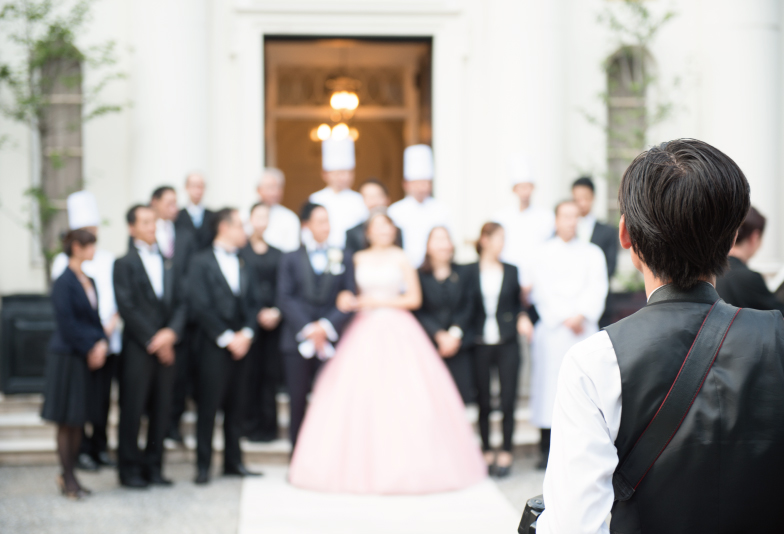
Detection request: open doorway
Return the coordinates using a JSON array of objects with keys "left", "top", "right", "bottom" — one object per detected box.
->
[{"left": 264, "top": 37, "right": 432, "bottom": 212}]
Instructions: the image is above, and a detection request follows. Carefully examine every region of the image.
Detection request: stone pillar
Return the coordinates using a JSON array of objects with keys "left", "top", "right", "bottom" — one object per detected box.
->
[
  {"left": 129, "top": 0, "right": 210, "bottom": 203},
  {"left": 701, "top": 0, "right": 781, "bottom": 268}
]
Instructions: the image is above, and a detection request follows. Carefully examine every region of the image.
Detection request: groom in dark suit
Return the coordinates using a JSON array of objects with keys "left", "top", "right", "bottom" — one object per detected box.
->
[
  {"left": 114, "top": 205, "right": 187, "bottom": 488},
  {"left": 277, "top": 202, "right": 356, "bottom": 447},
  {"left": 189, "top": 208, "right": 261, "bottom": 484}
]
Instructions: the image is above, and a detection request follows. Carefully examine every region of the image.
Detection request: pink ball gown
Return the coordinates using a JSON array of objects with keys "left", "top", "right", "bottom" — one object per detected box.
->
[{"left": 288, "top": 260, "right": 486, "bottom": 494}]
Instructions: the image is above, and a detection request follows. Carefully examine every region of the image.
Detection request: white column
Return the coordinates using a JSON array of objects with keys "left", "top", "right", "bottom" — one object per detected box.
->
[
  {"left": 129, "top": 0, "right": 210, "bottom": 203},
  {"left": 700, "top": 0, "right": 781, "bottom": 268}
]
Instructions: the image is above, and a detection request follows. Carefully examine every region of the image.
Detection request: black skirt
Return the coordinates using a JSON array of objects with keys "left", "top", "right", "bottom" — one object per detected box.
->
[{"left": 41, "top": 351, "right": 92, "bottom": 426}]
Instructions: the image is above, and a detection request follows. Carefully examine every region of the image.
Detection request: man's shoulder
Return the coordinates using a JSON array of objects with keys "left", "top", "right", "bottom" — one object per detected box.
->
[{"left": 562, "top": 330, "right": 617, "bottom": 379}]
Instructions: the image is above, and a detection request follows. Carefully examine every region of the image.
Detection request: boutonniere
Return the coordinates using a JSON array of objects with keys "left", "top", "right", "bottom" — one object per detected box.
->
[{"left": 326, "top": 248, "right": 345, "bottom": 275}]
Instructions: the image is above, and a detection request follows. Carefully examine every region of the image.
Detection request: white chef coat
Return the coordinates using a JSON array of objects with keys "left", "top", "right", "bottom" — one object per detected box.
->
[
  {"left": 493, "top": 205, "right": 555, "bottom": 286},
  {"left": 537, "top": 285, "right": 668, "bottom": 534},
  {"left": 387, "top": 195, "right": 451, "bottom": 268},
  {"left": 577, "top": 214, "right": 597, "bottom": 244},
  {"left": 529, "top": 237, "right": 608, "bottom": 429},
  {"left": 51, "top": 248, "right": 122, "bottom": 354},
  {"left": 309, "top": 187, "right": 368, "bottom": 249},
  {"left": 264, "top": 204, "right": 301, "bottom": 253}
]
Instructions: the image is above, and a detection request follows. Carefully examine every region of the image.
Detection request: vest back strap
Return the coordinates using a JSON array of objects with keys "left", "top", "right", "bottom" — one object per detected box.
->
[{"left": 612, "top": 298, "right": 740, "bottom": 502}]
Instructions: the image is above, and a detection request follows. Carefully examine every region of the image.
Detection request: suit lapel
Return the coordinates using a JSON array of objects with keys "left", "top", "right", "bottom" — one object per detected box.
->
[
  {"left": 129, "top": 246, "right": 160, "bottom": 302},
  {"left": 239, "top": 256, "right": 248, "bottom": 300},
  {"left": 163, "top": 259, "right": 174, "bottom": 307},
  {"left": 209, "top": 250, "right": 237, "bottom": 299}
]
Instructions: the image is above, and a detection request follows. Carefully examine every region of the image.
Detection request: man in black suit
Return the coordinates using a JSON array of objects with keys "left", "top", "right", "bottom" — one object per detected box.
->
[
  {"left": 278, "top": 202, "right": 356, "bottom": 447},
  {"left": 344, "top": 179, "right": 402, "bottom": 253},
  {"left": 151, "top": 185, "right": 198, "bottom": 444},
  {"left": 717, "top": 207, "right": 784, "bottom": 312},
  {"left": 573, "top": 177, "right": 618, "bottom": 327},
  {"left": 114, "top": 205, "right": 187, "bottom": 488},
  {"left": 175, "top": 172, "right": 215, "bottom": 250},
  {"left": 189, "top": 208, "right": 261, "bottom": 484}
]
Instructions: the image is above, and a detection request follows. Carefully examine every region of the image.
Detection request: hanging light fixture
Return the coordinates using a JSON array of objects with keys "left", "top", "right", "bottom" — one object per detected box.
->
[{"left": 330, "top": 91, "right": 359, "bottom": 111}]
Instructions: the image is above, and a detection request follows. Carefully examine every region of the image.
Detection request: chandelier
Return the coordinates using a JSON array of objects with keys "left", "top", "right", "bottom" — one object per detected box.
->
[{"left": 309, "top": 75, "right": 361, "bottom": 142}]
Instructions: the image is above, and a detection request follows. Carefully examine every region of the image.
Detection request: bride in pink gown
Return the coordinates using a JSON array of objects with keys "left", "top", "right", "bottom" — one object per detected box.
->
[{"left": 288, "top": 213, "right": 486, "bottom": 494}]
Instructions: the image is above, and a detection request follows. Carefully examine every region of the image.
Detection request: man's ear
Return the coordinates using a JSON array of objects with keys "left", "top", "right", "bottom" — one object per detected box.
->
[{"left": 619, "top": 215, "right": 633, "bottom": 250}]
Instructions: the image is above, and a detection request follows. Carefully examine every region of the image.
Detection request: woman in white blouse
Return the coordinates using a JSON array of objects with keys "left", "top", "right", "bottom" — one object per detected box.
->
[{"left": 465, "top": 222, "right": 533, "bottom": 477}]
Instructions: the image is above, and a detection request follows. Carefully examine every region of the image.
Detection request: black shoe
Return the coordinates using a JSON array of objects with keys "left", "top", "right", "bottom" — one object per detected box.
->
[
  {"left": 76, "top": 453, "right": 100, "bottom": 472},
  {"left": 495, "top": 465, "right": 511, "bottom": 478},
  {"left": 95, "top": 451, "right": 116, "bottom": 467},
  {"left": 167, "top": 427, "right": 184, "bottom": 445},
  {"left": 194, "top": 469, "right": 210, "bottom": 485},
  {"left": 144, "top": 472, "right": 174, "bottom": 487},
  {"left": 246, "top": 430, "right": 278, "bottom": 443},
  {"left": 223, "top": 464, "right": 262, "bottom": 477},
  {"left": 120, "top": 474, "right": 149, "bottom": 489}
]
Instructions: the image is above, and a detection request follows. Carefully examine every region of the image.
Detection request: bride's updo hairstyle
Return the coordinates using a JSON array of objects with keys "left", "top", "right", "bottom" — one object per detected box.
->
[{"left": 365, "top": 210, "right": 397, "bottom": 248}]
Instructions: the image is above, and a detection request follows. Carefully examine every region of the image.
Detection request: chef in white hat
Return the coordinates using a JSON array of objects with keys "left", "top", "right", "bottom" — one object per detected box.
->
[
  {"left": 309, "top": 137, "right": 368, "bottom": 249},
  {"left": 388, "top": 144, "right": 451, "bottom": 267},
  {"left": 50, "top": 190, "right": 121, "bottom": 470},
  {"left": 492, "top": 153, "right": 555, "bottom": 290}
]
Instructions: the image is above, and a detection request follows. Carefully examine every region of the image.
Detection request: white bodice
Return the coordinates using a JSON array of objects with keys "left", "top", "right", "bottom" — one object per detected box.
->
[{"left": 355, "top": 260, "right": 405, "bottom": 300}]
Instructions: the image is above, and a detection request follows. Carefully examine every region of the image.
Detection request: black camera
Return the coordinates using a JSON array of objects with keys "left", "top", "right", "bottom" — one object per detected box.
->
[{"left": 518, "top": 494, "right": 545, "bottom": 534}]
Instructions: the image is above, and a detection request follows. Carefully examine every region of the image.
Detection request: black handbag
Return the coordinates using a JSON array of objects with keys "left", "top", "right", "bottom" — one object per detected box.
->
[{"left": 518, "top": 299, "right": 739, "bottom": 533}]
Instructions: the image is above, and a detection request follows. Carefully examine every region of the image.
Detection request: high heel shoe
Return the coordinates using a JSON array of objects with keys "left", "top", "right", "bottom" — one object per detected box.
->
[
  {"left": 495, "top": 452, "right": 513, "bottom": 478},
  {"left": 56, "top": 475, "right": 87, "bottom": 500}
]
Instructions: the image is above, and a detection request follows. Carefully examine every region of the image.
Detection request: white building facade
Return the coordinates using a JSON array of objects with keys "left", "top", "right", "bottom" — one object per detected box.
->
[{"left": 0, "top": 0, "right": 782, "bottom": 293}]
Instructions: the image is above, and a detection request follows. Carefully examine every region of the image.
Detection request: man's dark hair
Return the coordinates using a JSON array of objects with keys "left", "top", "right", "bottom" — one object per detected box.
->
[
  {"left": 212, "top": 207, "right": 237, "bottom": 235},
  {"left": 359, "top": 178, "right": 389, "bottom": 197},
  {"left": 619, "top": 139, "right": 750, "bottom": 290},
  {"left": 572, "top": 176, "right": 595, "bottom": 193},
  {"left": 126, "top": 204, "right": 150, "bottom": 225},
  {"left": 151, "top": 186, "right": 175, "bottom": 201},
  {"left": 736, "top": 206, "right": 766, "bottom": 245},
  {"left": 62, "top": 229, "right": 97, "bottom": 257},
  {"left": 299, "top": 202, "right": 325, "bottom": 223}
]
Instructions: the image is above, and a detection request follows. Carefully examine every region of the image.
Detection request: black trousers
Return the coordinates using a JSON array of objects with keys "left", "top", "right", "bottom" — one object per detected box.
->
[
  {"left": 443, "top": 349, "right": 474, "bottom": 404},
  {"left": 117, "top": 346, "right": 175, "bottom": 479},
  {"left": 80, "top": 353, "right": 118, "bottom": 458},
  {"left": 283, "top": 351, "right": 323, "bottom": 448},
  {"left": 474, "top": 340, "right": 520, "bottom": 452},
  {"left": 196, "top": 343, "right": 248, "bottom": 471},
  {"left": 170, "top": 323, "right": 199, "bottom": 432},
  {"left": 243, "top": 328, "right": 281, "bottom": 439}
]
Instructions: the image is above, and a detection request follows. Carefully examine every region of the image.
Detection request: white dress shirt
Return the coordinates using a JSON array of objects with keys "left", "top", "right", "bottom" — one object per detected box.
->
[
  {"left": 387, "top": 195, "right": 451, "bottom": 268},
  {"left": 264, "top": 203, "right": 301, "bottom": 253},
  {"left": 493, "top": 204, "right": 555, "bottom": 286},
  {"left": 213, "top": 245, "right": 255, "bottom": 348},
  {"left": 479, "top": 268, "right": 504, "bottom": 345},
  {"left": 577, "top": 214, "right": 597, "bottom": 244},
  {"left": 309, "top": 187, "right": 368, "bottom": 249},
  {"left": 51, "top": 248, "right": 122, "bottom": 354},
  {"left": 537, "top": 285, "right": 666, "bottom": 534},
  {"left": 156, "top": 219, "right": 176, "bottom": 259},
  {"left": 135, "top": 241, "right": 164, "bottom": 299}
]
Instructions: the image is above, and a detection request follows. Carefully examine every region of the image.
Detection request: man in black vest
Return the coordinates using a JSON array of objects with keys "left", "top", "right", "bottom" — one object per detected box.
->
[
  {"left": 716, "top": 206, "right": 784, "bottom": 313},
  {"left": 175, "top": 172, "right": 215, "bottom": 250},
  {"left": 277, "top": 202, "right": 355, "bottom": 448},
  {"left": 189, "top": 208, "right": 261, "bottom": 485},
  {"left": 114, "top": 205, "right": 187, "bottom": 488},
  {"left": 536, "top": 139, "right": 784, "bottom": 533}
]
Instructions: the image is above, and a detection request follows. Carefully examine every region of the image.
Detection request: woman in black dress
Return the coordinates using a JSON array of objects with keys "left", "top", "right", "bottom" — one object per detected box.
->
[
  {"left": 465, "top": 222, "right": 534, "bottom": 478},
  {"left": 414, "top": 226, "right": 475, "bottom": 403},
  {"left": 239, "top": 202, "right": 284, "bottom": 441},
  {"left": 42, "top": 230, "right": 108, "bottom": 499}
]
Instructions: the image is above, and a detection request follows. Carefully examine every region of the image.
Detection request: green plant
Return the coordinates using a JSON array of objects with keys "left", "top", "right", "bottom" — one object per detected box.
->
[{"left": 0, "top": 0, "right": 124, "bottom": 285}]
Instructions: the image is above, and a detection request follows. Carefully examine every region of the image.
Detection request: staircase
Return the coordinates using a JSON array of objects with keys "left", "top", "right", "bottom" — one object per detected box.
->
[{"left": 0, "top": 392, "right": 540, "bottom": 466}]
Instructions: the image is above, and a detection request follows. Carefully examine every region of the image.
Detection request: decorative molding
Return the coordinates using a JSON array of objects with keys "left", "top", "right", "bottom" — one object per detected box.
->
[{"left": 235, "top": 0, "right": 461, "bottom": 16}]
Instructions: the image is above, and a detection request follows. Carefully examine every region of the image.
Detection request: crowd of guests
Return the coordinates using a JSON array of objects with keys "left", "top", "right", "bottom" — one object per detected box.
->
[{"left": 39, "top": 137, "right": 780, "bottom": 500}]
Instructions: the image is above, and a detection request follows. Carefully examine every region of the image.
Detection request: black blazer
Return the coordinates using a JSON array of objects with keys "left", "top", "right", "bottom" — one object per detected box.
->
[
  {"left": 465, "top": 262, "right": 523, "bottom": 345},
  {"left": 113, "top": 245, "right": 187, "bottom": 351},
  {"left": 276, "top": 246, "right": 356, "bottom": 353},
  {"left": 345, "top": 221, "right": 403, "bottom": 254},
  {"left": 717, "top": 256, "right": 784, "bottom": 313},
  {"left": 188, "top": 249, "right": 259, "bottom": 345},
  {"left": 591, "top": 222, "right": 618, "bottom": 279},
  {"left": 49, "top": 267, "right": 106, "bottom": 356},
  {"left": 175, "top": 207, "right": 215, "bottom": 250},
  {"left": 415, "top": 264, "right": 475, "bottom": 350},
  {"left": 164, "top": 227, "right": 196, "bottom": 282},
  {"left": 239, "top": 244, "right": 283, "bottom": 310}
]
